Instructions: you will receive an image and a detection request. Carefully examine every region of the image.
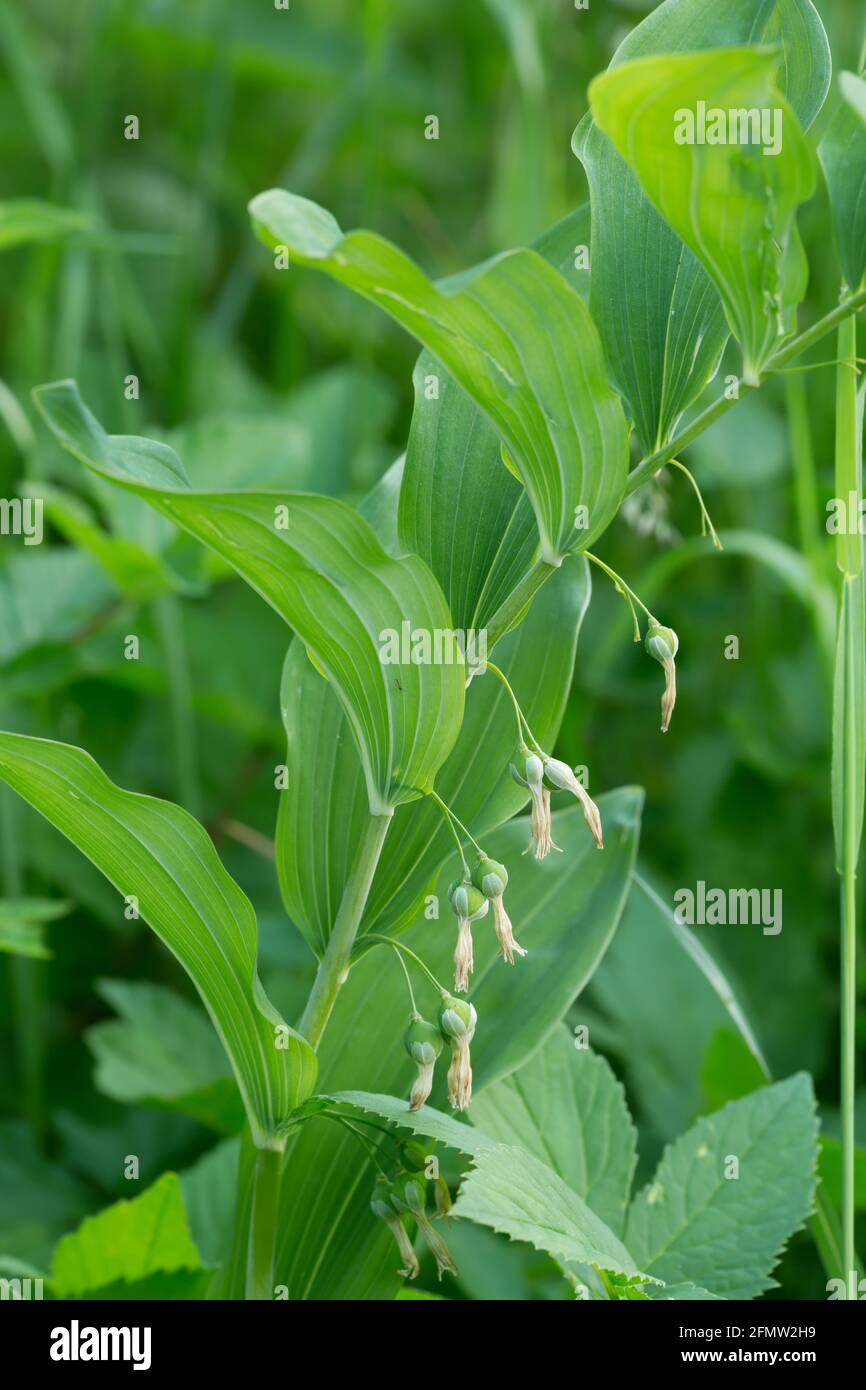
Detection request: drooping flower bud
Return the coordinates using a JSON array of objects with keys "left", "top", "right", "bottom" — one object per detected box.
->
[
  {"left": 433, "top": 1174, "right": 453, "bottom": 1219},
  {"left": 543, "top": 758, "right": 603, "bottom": 849},
  {"left": 447, "top": 879, "right": 488, "bottom": 992},
  {"left": 439, "top": 993, "right": 477, "bottom": 1111},
  {"left": 390, "top": 1174, "right": 457, "bottom": 1279},
  {"left": 371, "top": 1179, "right": 419, "bottom": 1280},
  {"left": 519, "top": 751, "right": 559, "bottom": 861},
  {"left": 403, "top": 1013, "right": 443, "bottom": 1111},
  {"left": 645, "top": 621, "right": 679, "bottom": 733},
  {"left": 472, "top": 855, "right": 526, "bottom": 964},
  {"left": 399, "top": 1138, "right": 451, "bottom": 1216}
]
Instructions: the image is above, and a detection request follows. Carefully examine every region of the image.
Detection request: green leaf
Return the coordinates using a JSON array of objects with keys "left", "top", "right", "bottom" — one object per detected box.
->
[
  {"left": 649, "top": 1282, "right": 725, "bottom": 1301},
  {"left": 398, "top": 207, "right": 592, "bottom": 631},
  {"left": 87, "top": 980, "right": 244, "bottom": 1135},
  {"left": 819, "top": 71, "right": 866, "bottom": 292},
  {"left": 0, "top": 896, "right": 67, "bottom": 959},
  {"left": 21, "top": 482, "right": 191, "bottom": 602},
  {"left": 452, "top": 1144, "right": 640, "bottom": 1280},
  {"left": 51, "top": 1173, "right": 201, "bottom": 1297},
  {"left": 0, "top": 733, "right": 317, "bottom": 1148},
  {"left": 0, "top": 199, "right": 90, "bottom": 250},
  {"left": 586, "top": 873, "right": 768, "bottom": 1142},
  {"left": 818, "top": 1136, "right": 866, "bottom": 1213},
  {"left": 327, "top": 1091, "right": 496, "bottom": 1156},
  {"left": 625, "top": 1074, "right": 819, "bottom": 1298},
  {"left": 0, "top": 549, "right": 113, "bottom": 665},
  {"left": 573, "top": 0, "right": 829, "bottom": 451},
  {"left": 249, "top": 189, "right": 628, "bottom": 562},
  {"left": 0, "top": 1121, "right": 93, "bottom": 1270},
  {"left": 33, "top": 379, "right": 464, "bottom": 814},
  {"left": 179, "top": 1137, "right": 241, "bottom": 1271},
  {"left": 701, "top": 1028, "right": 767, "bottom": 1112},
  {"left": 459, "top": 788, "right": 642, "bottom": 1090},
  {"left": 469, "top": 1026, "right": 637, "bottom": 1237},
  {"left": 590, "top": 46, "right": 815, "bottom": 384},
  {"left": 278, "top": 556, "right": 590, "bottom": 952},
  {"left": 273, "top": 794, "right": 641, "bottom": 1299},
  {"left": 398, "top": 355, "right": 537, "bottom": 631}
]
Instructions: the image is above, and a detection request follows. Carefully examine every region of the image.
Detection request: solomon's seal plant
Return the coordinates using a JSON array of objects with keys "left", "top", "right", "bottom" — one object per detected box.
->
[{"left": 0, "top": 0, "right": 863, "bottom": 1306}]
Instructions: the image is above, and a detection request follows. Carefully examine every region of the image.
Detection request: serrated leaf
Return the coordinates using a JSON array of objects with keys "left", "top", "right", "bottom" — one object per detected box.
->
[
  {"left": 452, "top": 1144, "right": 640, "bottom": 1279},
  {"left": 649, "top": 1282, "right": 725, "bottom": 1301},
  {"left": 33, "top": 380, "right": 464, "bottom": 814},
  {"left": 573, "top": 0, "right": 829, "bottom": 451},
  {"left": 0, "top": 733, "right": 317, "bottom": 1148},
  {"left": 469, "top": 1026, "right": 637, "bottom": 1237},
  {"left": 327, "top": 1091, "right": 496, "bottom": 1156},
  {"left": 625, "top": 1074, "right": 819, "bottom": 1299},
  {"left": 87, "top": 980, "right": 244, "bottom": 1135},
  {"left": 51, "top": 1173, "right": 201, "bottom": 1297},
  {"left": 590, "top": 46, "right": 815, "bottom": 384},
  {"left": 249, "top": 189, "right": 628, "bottom": 562},
  {"left": 272, "top": 795, "right": 641, "bottom": 1299},
  {"left": 819, "top": 71, "right": 866, "bottom": 292}
]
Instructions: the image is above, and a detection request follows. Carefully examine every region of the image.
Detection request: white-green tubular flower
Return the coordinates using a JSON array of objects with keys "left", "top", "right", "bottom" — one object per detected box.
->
[
  {"left": 439, "top": 994, "right": 477, "bottom": 1111},
  {"left": 519, "top": 751, "right": 558, "bottom": 861},
  {"left": 448, "top": 880, "right": 488, "bottom": 993},
  {"left": 472, "top": 855, "right": 526, "bottom": 964},
  {"left": 390, "top": 1174, "right": 457, "bottom": 1279},
  {"left": 371, "top": 1183, "right": 420, "bottom": 1280},
  {"left": 403, "top": 1013, "right": 444, "bottom": 1111},
  {"left": 645, "top": 621, "right": 679, "bottom": 733},
  {"left": 544, "top": 757, "right": 604, "bottom": 849}
]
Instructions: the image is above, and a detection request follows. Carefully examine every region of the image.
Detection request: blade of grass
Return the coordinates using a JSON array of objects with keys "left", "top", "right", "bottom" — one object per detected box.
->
[{"left": 832, "top": 314, "right": 865, "bottom": 1288}]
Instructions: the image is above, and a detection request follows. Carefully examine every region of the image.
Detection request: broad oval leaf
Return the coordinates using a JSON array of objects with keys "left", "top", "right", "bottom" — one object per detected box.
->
[
  {"left": 398, "top": 206, "right": 593, "bottom": 631},
  {"left": 277, "top": 557, "right": 590, "bottom": 953},
  {"left": 819, "top": 71, "right": 866, "bottom": 292},
  {"left": 249, "top": 190, "right": 629, "bottom": 563},
  {"left": 574, "top": 0, "right": 829, "bottom": 449},
  {"left": 32, "top": 379, "right": 464, "bottom": 813},
  {"left": 0, "top": 733, "right": 317, "bottom": 1149},
  {"left": 590, "top": 46, "right": 815, "bottom": 384}
]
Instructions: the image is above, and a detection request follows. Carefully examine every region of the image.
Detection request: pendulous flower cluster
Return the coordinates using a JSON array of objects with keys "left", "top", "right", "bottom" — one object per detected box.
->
[{"left": 370, "top": 1140, "right": 457, "bottom": 1281}]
